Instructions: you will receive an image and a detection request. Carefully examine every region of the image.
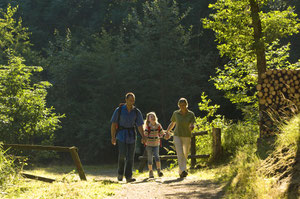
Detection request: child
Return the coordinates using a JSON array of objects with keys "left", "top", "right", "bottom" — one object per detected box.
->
[{"left": 144, "top": 112, "right": 165, "bottom": 178}]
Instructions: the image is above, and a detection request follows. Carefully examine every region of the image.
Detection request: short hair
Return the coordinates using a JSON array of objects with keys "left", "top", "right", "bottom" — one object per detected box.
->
[
  {"left": 178, "top": 98, "right": 188, "bottom": 107},
  {"left": 125, "top": 92, "right": 135, "bottom": 100}
]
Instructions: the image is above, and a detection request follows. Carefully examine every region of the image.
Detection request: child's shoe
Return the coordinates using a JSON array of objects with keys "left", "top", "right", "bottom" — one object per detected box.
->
[
  {"left": 149, "top": 170, "right": 154, "bottom": 178},
  {"left": 157, "top": 169, "right": 163, "bottom": 177}
]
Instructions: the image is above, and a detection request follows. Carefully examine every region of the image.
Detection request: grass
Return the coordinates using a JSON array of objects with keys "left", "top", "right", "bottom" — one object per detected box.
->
[
  {"left": 5, "top": 179, "right": 119, "bottom": 199},
  {"left": 0, "top": 144, "right": 20, "bottom": 195},
  {"left": 2, "top": 161, "right": 225, "bottom": 199},
  {"left": 220, "top": 113, "right": 300, "bottom": 199},
  {"left": 2, "top": 164, "right": 121, "bottom": 199},
  {"left": 276, "top": 114, "right": 300, "bottom": 150}
]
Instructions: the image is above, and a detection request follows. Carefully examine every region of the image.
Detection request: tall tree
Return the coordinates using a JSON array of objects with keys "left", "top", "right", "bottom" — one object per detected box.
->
[
  {"left": 0, "top": 5, "right": 32, "bottom": 64},
  {"left": 0, "top": 4, "right": 63, "bottom": 144},
  {"left": 122, "top": 0, "right": 213, "bottom": 124},
  {"left": 202, "top": 0, "right": 300, "bottom": 134},
  {"left": 43, "top": 28, "right": 127, "bottom": 162}
]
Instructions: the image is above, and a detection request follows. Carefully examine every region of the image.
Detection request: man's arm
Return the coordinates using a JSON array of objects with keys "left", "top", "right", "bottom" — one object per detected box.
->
[
  {"left": 111, "top": 122, "right": 117, "bottom": 145},
  {"left": 137, "top": 125, "right": 147, "bottom": 144}
]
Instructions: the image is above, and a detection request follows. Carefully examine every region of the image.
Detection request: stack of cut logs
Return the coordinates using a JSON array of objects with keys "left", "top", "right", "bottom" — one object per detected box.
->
[{"left": 257, "top": 69, "right": 300, "bottom": 135}]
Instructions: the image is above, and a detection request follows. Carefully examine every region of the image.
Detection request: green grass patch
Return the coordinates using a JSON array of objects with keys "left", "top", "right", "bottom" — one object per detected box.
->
[
  {"left": 2, "top": 165, "right": 121, "bottom": 199},
  {"left": 219, "top": 114, "right": 300, "bottom": 199},
  {"left": 3, "top": 163, "right": 223, "bottom": 198},
  {"left": 276, "top": 114, "right": 300, "bottom": 150}
]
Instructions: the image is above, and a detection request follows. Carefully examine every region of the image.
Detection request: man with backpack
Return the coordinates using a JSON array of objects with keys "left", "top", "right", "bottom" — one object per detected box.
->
[{"left": 111, "top": 92, "right": 147, "bottom": 183}]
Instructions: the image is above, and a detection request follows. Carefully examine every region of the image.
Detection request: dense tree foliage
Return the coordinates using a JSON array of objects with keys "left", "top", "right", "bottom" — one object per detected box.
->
[
  {"left": 0, "top": 57, "right": 63, "bottom": 144},
  {"left": 0, "top": 0, "right": 298, "bottom": 163},
  {"left": 41, "top": 0, "right": 221, "bottom": 162},
  {"left": 202, "top": 0, "right": 300, "bottom": 118},
  {"left": 0, "top": 5, "right": 32, "bottom": 64},
  {"left": 0, "top": 5, "right": 63, "bottom": 145}
]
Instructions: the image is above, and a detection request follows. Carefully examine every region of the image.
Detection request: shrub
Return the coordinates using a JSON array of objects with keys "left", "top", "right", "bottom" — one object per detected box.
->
[
  {"left": 222, "top": 121, "right": 259, "bottom": 155},
  {"left": 0, "top": 143, "right": 19, "bottom": 193},
  {"left": 194, "top": 93, "right": 227, "bottom": 157}
]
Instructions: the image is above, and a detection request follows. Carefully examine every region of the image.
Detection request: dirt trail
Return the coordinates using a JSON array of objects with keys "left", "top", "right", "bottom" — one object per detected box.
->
[
  {"left": 107, "top": 177, "right": 224, "bottom": 199},
  {"left": 93, "top": 169, "right": 225, "bottom": 199}
]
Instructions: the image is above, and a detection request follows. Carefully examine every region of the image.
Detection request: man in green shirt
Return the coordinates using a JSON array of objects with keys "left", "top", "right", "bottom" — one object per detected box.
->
[{"left": 166, "top": 98, "right": 195, "bottom": 178}]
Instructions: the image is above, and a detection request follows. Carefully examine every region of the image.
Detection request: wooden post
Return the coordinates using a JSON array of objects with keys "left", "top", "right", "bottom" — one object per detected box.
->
[
  {"left": 69, "top": 147, "right": 87, "bottom": 181},
  {"left": 3, "top": 144, "right": 87, "bottom": 181},
  {"left": 21, "top": 173, "right": 55, "bottom": 183},
  {"left": 190, "top": 135, "right": 196, "bottom": 169},
  {"left": 211, "top": 128, "right": 222, "bottom": 162}
]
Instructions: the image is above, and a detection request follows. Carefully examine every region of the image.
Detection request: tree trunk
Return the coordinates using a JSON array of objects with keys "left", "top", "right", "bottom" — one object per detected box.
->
[{"left": 249, "top": 0, "right": 267, "bottom": 138}]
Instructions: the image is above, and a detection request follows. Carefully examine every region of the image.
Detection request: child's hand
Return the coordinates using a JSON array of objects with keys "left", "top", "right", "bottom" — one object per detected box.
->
[
  {"left": 164, "top": 132, "right": 170, "bottom": 140},
  {"left": 141, "top": 136, "right": 147, "bottom": 144}
]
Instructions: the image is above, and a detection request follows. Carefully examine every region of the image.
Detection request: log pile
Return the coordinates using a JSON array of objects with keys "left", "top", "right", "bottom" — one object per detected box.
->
[{"left": 257, "top": 69, "right": 300, "bottom": 135}]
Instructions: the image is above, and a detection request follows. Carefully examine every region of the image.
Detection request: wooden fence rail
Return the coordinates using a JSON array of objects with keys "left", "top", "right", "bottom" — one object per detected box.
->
[
  {"left": 138, "top": 128, "right": 222, "bottom": 171},
  {"left": 138, "top": 154, "right": 210, "bottom": 161},
  {"left": 3, "top": 144, "right": 87, "bottom": 182}
]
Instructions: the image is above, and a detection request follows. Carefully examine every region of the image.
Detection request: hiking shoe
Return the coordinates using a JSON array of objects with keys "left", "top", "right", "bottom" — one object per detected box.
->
[
  {"left": 157, "top": 170, "right": 163, "bottom": 177},
  {"left": 149, "top": 170, "right": 154, "bottom": 178},
  {"left": 180, "top": 171, "right": 188, "bottom": 178},
  {"left": 117, "top": 174, "right": 123, "bottom": 181},
  {"left": 126, "top": 178, "right": 136, "bottom": 183},
  {"left": 179, "top": 173, "right": 183, "bottom": 178}
]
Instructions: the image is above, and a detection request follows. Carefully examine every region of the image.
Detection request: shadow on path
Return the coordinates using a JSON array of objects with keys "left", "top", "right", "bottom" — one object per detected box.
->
[
  {"left": 162, "top": 177, "right": 184, "bottom": 184},
  {"left": 164, "top": 179, "right": 225, "bottom": 199},
  {"left": 130, "top": 177, "right": 185, "bottom": 184}
]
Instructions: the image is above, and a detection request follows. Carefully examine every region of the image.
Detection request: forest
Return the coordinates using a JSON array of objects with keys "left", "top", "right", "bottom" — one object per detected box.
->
[
  {"left": 1, "top": 0, "right": 300, "bottom": 198},
  {"left": 0, "top": 0, "right": 299, "bottom": 165}
]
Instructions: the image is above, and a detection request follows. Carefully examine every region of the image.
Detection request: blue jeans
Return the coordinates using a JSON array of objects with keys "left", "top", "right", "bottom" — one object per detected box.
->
[
  {"left": 117, "top": 140, "right": 135, "bottom": 179},
  {"left": 146, "top": 146, "right": 160, "bottom": 165}
]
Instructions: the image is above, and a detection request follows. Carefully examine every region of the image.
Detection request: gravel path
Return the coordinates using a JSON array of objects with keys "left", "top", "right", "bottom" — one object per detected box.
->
[
  {"left": 95, "top": 169, "right": 225, "bottom": 199},
  {"left": 106, "top": 176, "right": 225, "bottom": 199}
]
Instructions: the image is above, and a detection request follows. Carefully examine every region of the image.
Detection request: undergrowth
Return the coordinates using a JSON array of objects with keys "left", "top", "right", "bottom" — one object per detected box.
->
[
  {"left": 220, "top": 114, "right": 300, "bottom": 199},
  {"left": 0, "top": 143, "right": 20, "bottom": 195}
]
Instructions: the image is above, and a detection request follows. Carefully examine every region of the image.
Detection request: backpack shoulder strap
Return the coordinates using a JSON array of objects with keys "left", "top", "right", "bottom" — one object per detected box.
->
[
  {"left": 133, "top": 107, "right": 139, "bottom": 123},
  {"left": 116, "top": 103, "right": 125, "bottom": 129}
]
